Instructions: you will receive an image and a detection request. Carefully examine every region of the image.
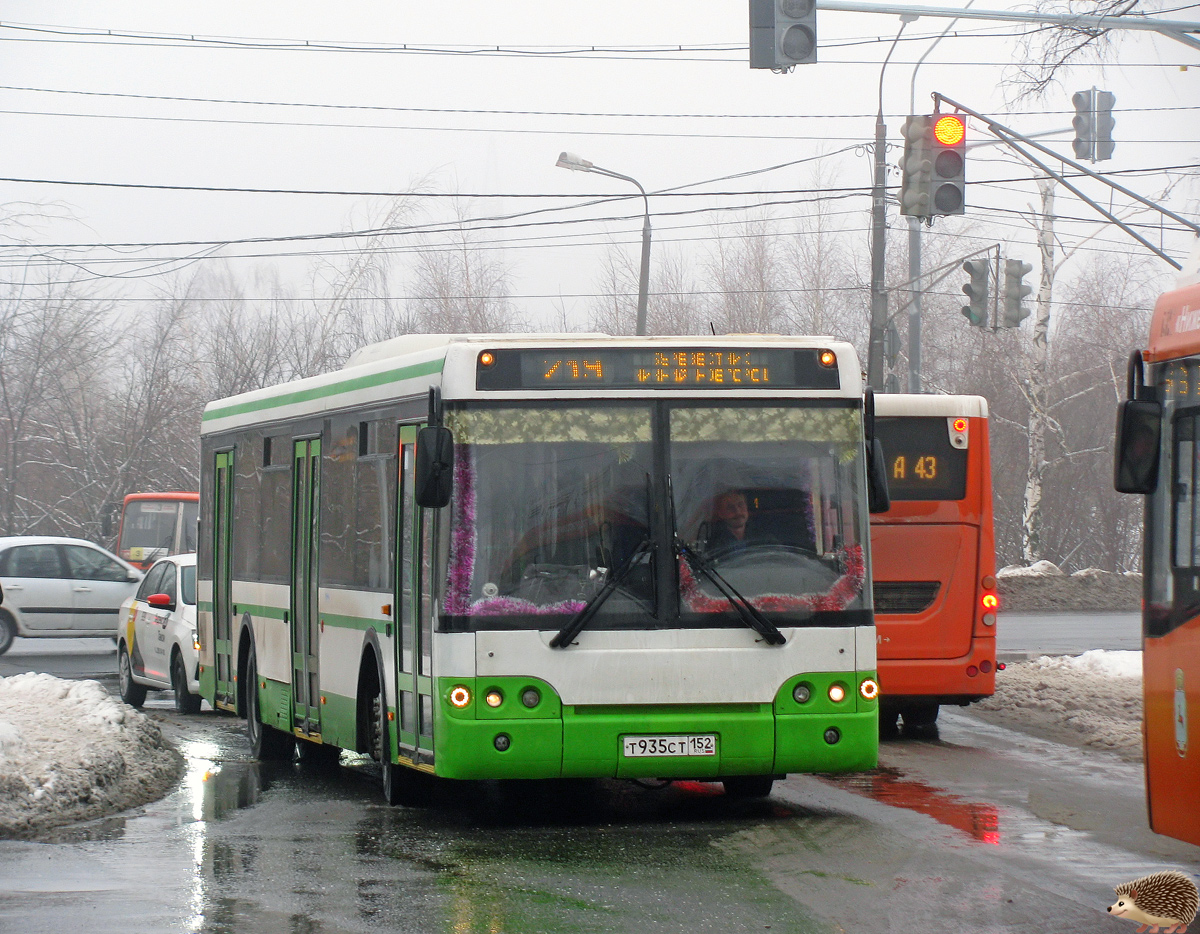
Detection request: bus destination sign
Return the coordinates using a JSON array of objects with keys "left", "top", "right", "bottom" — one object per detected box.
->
[{"left": 476, "top": 347, "right": 841, "bottom": 391}]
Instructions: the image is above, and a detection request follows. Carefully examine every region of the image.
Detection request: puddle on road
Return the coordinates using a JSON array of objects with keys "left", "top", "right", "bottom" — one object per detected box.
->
[{"left": 819, "top": 766, "right": 1001, "bottom": 844}]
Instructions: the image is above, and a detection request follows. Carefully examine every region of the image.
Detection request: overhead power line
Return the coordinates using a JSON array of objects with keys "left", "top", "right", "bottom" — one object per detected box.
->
[{"left": 3, "top": 83, "right": 1197, "bottom": 120}]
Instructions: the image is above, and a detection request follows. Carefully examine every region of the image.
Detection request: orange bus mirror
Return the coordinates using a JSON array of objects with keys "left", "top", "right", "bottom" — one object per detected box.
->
[{"left": 1114, "top": 399, "right": 1160, "bottom": 495}]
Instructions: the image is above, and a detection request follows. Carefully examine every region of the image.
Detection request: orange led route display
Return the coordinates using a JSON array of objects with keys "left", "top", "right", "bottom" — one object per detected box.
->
[{"left": 475, "top": 347, "right": 841, "bottom": 391}]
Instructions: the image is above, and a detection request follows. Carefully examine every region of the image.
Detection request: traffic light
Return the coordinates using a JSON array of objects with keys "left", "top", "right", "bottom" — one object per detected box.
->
[
  {"left": 1072, "top": 89, "right": 1116, "bottom": 162},
  {"left": 1001, "top": 259, "right": 1034, "bottom": 328},
  {"left": 961, "top": 259, "right": 989, "bottom": 327},
  {"left": 749, "top": 0, "right": 817, "bottom": 69},
  {"left": 899, "top": 115, "right": 933, "bottom": 217},
  {"left": 930, "top": 114, "right": 966, "bottom": 217}
]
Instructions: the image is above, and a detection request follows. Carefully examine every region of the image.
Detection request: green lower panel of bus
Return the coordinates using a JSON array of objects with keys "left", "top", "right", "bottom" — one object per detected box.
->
[{"left": 431, "top": 673, "right": 878, "bottom": 781}]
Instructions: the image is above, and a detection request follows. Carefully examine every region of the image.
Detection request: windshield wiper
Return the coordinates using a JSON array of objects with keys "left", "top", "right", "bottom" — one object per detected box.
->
[
  {"left": 550, "top": 538, "right": 655, "bottom": 649},
  {"left": 677, "top": 541, "right": 786, "bottom": 646}
]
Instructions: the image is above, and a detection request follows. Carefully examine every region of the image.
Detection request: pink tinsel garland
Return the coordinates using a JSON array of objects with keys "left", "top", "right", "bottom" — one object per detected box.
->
[{"left": 677, "top": 542, "right": 865, "bottom": 615}]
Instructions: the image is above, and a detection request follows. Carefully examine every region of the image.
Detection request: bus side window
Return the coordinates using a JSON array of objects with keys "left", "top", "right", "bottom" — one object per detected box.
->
[{"left": 1174, "top": 414, "right": 1195, "bottom": 567}]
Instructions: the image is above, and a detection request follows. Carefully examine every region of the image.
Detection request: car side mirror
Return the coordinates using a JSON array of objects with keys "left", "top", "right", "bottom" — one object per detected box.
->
[
  {"left": 146, "top": 593, "right": 174, "bottom": 610},
  {"left": 1114, "top": 398, "right": 1161, "bottom": 495},
  {"left": 415, "top": 426, "right": 454, "bottom": 509}
]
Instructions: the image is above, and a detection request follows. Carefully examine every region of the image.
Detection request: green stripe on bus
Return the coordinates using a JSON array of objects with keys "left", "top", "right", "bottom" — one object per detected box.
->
[
  {"left": 321, "top": 612, "right": 387, "bottom": 632},
  {"left": 201, "top": 357, "right": 444, "bottom": 424}
]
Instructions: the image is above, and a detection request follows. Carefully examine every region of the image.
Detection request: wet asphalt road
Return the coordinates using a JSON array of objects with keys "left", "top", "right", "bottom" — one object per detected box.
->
[
  {"left": 3, "top": 613, "right": 1197, "bottom": 934},
  {"left": 2, "top": 694, "right": 1197, "bottom": 934}
]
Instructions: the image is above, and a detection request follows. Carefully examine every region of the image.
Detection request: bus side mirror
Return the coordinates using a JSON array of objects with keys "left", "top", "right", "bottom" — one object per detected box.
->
[
  {"left": 868, "top": 438, "right": 891, "bottom": 513},
  {"left": 415, "top": 426, "right": 454, "bottom": 508},
  {"left": 1114, "top": 399, "right": 1161, "bottom": 495}
]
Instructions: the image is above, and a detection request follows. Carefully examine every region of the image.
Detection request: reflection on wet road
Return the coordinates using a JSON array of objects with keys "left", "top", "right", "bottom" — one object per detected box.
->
[{"left": 1, "top": 696, "right": 1198, "bottom": 934}]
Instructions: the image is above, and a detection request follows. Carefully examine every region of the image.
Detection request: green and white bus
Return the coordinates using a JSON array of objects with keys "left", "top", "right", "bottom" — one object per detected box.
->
[{"left": 198, "top": 334, "right": 887, "bottom": 802}]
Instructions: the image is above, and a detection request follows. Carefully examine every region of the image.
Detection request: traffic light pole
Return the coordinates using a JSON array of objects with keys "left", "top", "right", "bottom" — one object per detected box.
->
[
  {"left": 906, "top": 217, "right": 921, "bottom": 392},
  {"left": 867, "top": 113, "right": 889, "bottom": 389},
  {"left": 815, "top": 1, "right": 1200, "bottom": 51}
]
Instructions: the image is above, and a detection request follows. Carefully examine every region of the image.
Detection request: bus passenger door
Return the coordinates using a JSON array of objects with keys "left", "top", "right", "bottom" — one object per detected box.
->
[
  {"left": 396, "top": 427, "right": 435, "bottom": 765},
  {"left": 212, "top": 451, "right": 236, "bottom": 710},
  {"left": 291, "top": 438, "right": 322, "bottom": 738}
]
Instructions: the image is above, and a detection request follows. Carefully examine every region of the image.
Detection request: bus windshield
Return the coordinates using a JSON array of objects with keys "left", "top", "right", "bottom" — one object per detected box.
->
[
  {"left": 120, "top": 500, "right": 181, "bottom": 555},
  {"left": 442, "top": 402, "right": 868, "bottom": 631}
]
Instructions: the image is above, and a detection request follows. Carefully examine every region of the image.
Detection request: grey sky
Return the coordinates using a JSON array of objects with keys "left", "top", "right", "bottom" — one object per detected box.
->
[{"left": 1, "top": 1, "right": 1197, "bottom": 326}]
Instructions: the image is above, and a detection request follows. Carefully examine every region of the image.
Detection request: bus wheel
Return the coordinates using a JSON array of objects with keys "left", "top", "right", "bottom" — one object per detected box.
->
[
  {"left": 0, "top": 611, "right": 15, "bottom": 656},
  {"left": 172, "top": 653, "right": 202, "bottom": 715},
  {"left": 902, "top": 703, "right": 939, "bottom": 729},
  {"left": 118, "top": 646, "right": 147, "bottom": 708},
  {"left": 722, "top": 776, "right": 775, "bottom": 799},
  {"left": 246, "top": 649, "right": 294, "bottom": 761},
  {"left": 371, "top": 689, "right": 405, "bottom": 806}
]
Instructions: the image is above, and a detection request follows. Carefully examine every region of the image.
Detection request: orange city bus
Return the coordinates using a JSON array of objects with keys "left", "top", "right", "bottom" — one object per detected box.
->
[
  {"left": 1115, "top": 275, "right": 1200, "bottom": 847},
  {"left": 115, "top": 491, "right": 200, "bottom": 570},
  {"left": 870, "top": 394, "right": 999, "bottom": 729}
]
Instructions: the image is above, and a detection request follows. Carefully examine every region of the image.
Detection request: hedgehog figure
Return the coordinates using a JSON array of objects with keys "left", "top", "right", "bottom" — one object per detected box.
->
[{"left": 1108, "top": 870, "right": 1198, "bottom": 933}]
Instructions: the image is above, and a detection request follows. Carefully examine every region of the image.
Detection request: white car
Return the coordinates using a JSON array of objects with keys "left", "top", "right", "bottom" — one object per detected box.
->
[
  {"left": 0, "top": 536, "right": 143, "bottom": 655},
  {"left": 116, "top": 553, "right": 202, "bottom": 714}
]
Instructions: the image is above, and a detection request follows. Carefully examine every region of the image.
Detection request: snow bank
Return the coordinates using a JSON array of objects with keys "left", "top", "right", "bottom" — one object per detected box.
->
[
  {"left": 0, "top": 673, "right": 183, "bottom": 839},
  {"left": 974, "top": 650, "right": 1143, "bottom": 758},
  {"left": 997, "top": 564, "right": 1141, "bottom": 611}
]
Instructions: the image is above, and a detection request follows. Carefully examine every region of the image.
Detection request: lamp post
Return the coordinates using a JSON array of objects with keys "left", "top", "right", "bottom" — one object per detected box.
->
[{"left": 556, "top": 152, "right": 651, "bottom": 336}]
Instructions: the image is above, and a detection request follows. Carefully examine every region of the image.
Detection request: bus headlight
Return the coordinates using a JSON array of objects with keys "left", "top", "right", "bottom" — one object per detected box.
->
[
  {"left": 485, "top": 689, "right": 503, "bottom": 708},
  {"left": 859, "top": 678, "right": 879, "bottom": 701},
  {"left": 792, "top": 683, "right": 812, "bottom": 704},
  {"left": 521, "top": 688, "right": 541, "bottom": 708},
  {"left": 449, "top": 686, "right": 471, "bottom": 708},
  {"left": 828, "top": 684, "right": 847, "bottom": 703}
]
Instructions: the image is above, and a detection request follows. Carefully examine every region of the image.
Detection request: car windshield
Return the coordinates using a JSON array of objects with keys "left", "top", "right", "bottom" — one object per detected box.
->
[
  {"left": 180, "top": 565, "right": 196, "bottom": 605},
  {"left": 442, "top": 401, "right": 869, "bottom": 632}
]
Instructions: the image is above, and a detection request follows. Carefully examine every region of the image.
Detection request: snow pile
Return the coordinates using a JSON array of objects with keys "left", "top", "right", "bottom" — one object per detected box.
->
[
  {"left": 0, "top": 673, "right": 183, "bottom": 838},
  {"left": 996, "top": 563, "right": 1141, "bottom": 611},
  {"left": 998, "top": 560, "right": 1065, "bottom": 577},
  {"left": 974, "top": 650, "right": 1143, "bottom": 758}
]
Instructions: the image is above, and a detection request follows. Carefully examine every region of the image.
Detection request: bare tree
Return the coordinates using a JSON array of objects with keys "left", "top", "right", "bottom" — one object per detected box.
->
[{"left": 1008, "top": 0, "right": 1143, "bottom": 98}]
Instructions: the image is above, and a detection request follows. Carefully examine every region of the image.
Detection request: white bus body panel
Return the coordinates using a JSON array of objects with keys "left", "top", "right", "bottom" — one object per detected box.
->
[{"left": 475, "top": 627, "right": 867, "bottom": 706}]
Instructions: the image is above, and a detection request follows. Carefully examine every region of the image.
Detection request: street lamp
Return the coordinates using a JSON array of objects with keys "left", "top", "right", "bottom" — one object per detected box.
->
[{"left": 556, "top": 152, "right": 651, "bottom": 336}]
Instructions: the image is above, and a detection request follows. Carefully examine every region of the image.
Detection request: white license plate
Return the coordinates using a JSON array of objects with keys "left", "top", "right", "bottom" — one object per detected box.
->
[{"left": 622, "top": 734, "right": 717, "bottom": 757}]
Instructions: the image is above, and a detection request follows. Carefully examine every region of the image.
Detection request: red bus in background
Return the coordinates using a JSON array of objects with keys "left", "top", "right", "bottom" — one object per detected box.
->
[
  {"left": 870, "top": 394, "right": 999, "bottom": 729},
  {"left": 115, "top": 492, "right": 200, "bottom": 570},
  {"left": 1115, "top": 275, "right": 1200, "bottom": 847}
]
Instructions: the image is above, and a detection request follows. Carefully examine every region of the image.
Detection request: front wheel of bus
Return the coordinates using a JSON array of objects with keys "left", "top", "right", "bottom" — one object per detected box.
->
[
  {"left": 118, "top": 646, "right": 147, "bottom": 708},
  {"left": 722, "top": 776, "right": 775, "bottom": 799},
  {"left": 372, "top": 689, "right": 404, "bottom": 806},
  {"left": 246, "top": 649, "right": 294, "bottom": 761}
]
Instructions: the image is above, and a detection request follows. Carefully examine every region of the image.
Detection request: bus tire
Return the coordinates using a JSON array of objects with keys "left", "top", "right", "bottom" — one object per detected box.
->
[
  {"left": 0, "top": 610, "right": 15, "bottom": 656},
  {"left": 722, "top": 776, "right": 775, "bottom": 799},
  {"left": 118, "top": 645, "right": 147, "bottom": 708},
  {"left": 172, "top": 652, "right": 202, "bottom": 715},
  {"left": 902, "top": 703, "right": 939, "bottom": 728},
  {"left": 246, "top": 649, "right": 294, "bottom": 761},
  {"left": 372, "top": 687, "right": 406, "bottom": 806}
]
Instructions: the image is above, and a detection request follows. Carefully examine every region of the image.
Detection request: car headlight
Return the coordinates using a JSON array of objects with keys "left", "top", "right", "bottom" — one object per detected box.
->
[{"left": 191, "top": 630, "right": 200, "bottom": 651}]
